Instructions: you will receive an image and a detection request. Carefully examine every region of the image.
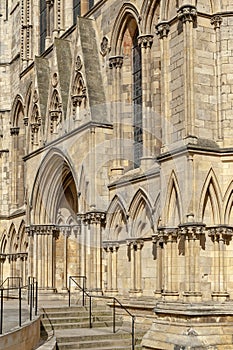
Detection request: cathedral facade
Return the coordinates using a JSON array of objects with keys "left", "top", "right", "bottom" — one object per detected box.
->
[{"left": 0, "top": 0, "right": 233, "bottom": 348}]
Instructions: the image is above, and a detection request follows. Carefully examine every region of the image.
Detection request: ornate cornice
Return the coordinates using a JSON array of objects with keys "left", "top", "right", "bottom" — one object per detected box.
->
[
  {"left": 155, "top": 22, "right": 170, "bottom": 39},
  {"left": 177, "top": 5, "right": 197, "bottom": 23}
]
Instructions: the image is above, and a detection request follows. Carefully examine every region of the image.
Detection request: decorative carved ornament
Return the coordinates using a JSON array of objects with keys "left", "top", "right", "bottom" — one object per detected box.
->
[
  {"left": 100, "top": 36, "right": 110, "bottom": 56},
  {"left": 75, "top": 56, "right": 82, "bottom": 71}
]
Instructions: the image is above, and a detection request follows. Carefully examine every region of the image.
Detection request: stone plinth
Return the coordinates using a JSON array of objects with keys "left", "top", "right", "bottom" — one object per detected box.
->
[{"left": 142, "top": 301, "right": 233, "bottom": 349}]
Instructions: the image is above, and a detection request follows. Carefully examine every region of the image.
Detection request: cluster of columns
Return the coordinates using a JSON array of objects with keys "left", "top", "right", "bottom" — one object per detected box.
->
[
  {"left": 26, "top": 224, "right": 58, "bottom": 290},
  {"left": 82, "top": 211, "right": 106, "bottom": 293},
  {"left": 103, "top": 243, "right": 119, "bottom": 293},
  {"left": 208, "top": 226, "right": 233, "bottom": 300}
]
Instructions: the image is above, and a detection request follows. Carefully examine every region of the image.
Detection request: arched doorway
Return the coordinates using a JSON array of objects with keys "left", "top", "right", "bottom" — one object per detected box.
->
[{"left": 29, "top": 149, "right": 80, "bottom": 291}]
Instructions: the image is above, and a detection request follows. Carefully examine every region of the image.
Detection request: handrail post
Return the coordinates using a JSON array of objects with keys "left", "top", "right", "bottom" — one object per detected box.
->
[
  {"left": 35, "top": 281, "right": 38, "bottom": 316},
  {"left": 7, "top": 278, "right": 9, "bottom": 300},
  {"left": 32, "top": 278, "right": 34, "bottom": 308},
  {"left": 82, "top": 278, "right": 85, "bottom": 307},
  {"left": 19, "top": 287, "right": 22, "bottom": 327},
  {"left": 30, "top": 283, "right": 33, "bottom": 321},
  {"left": 27, "top": 277, "right": 30, "bottom": 305},
  {"left": 89, "top": 296, "right": 92, "bottom": 328},
  {"left": 0, "top": 289, "right": 3, "bottom": 334},
  {"left": 68, "top": 277, "right": 71, "bottom": 307},
  {"left": 113, "top": 298, "right": 116, "bottom": 333},
  {"left": 132, "top": 316, "right": 135, "bottom": 350}
]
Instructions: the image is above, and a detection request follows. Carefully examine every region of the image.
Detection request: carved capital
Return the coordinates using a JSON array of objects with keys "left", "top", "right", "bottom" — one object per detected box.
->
[
  {"left": 138, "top": 34, "right": 153, "bottom": 49},
  {"left": 179, "top": 223, "right": 205, "bottom": 240},
  {"left": 10, "top": 127, "right": 20, "bottom": 136},
  {"left": 109, "top": 56, "right": 123, "bottom": 69},
  {"left": 177, "top": 5, "right": 197, "bottom": 24},
  {"left": 49, "top": 110, "right": 62, "bottom": 121},
  {"left": 84, "top": 211, "right": 106, "bottom": 225},
  {"left": 158, "top": 227, "right": 178, "bottom": 242},
  {"left": 30, "top": 122, "right": 40, "bottom": 134},
  {"left": 208, "top": 225, "right": 233, "bottom": 243},
  {"left": 155, "top": 22, "right": 170, "bottom": 39},
  {"left": 72, "top": 93, "right": 86, "bottom": 107},
  {"left": 211, "top": 15, "right": 223, "bottom": 29}
]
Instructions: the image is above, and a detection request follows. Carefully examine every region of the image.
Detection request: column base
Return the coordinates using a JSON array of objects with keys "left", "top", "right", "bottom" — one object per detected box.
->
[
  {"left": 129, "top": 289, "right": 143, "bottom": 298},
  {"left": 153, "top": 290, "right": 162, "bottom": 299},
  {"left": 183, "top": 291, "right": 202, "bottom": 302},
  {"left": 162, "top": 291, "right": 179, "bottom": 301},
  {"left": 105, "top": 289, "right": 118, "bottom": 296},
  {"left": 88, "top": 288, "right": 103, "bottom": 296},
  {"left": 110, "top": 166, "right": 124, "bottom": 178},
  {"left": 211, "top": 291, "right": 229, "bottom": 301}
]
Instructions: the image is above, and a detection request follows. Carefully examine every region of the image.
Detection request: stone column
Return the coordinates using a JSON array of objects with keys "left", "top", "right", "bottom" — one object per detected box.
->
[
  {"left": 109, "top": 56, "right": 124, "bottom": 177},
  {"left": 177, "top": 5, "right": 197, "bottom": 139},
  {"left": 128, "top": 240, "right": 144, "bottom": 296},
  {"left": 159, "top": 228, "right": 179, "bottom": 301},
  {"left": 179, "top": 223, "right": 205, "bottom": 301},
  {"left": 83, "top": 211, "right": 106, "bottom": 293},
  {"left": 103, "top": 243, "right": 119, "bottom": 293},
  {"left": 152, "top": 234, "right": 164, "bottom": 298},
  {"left": 211, "top": 15, "right": 223, "bottom": 140},
  {"left": 27, "top": 225, "right": 58, "bottom": 290},
  {"left": 155, "top": 22, "right": 170, "bottom": 149},
  {"left": 138, "top": 34, "right": 154, "bottom": 168},
  {"left": 60, "top": 226, "right": 71, "bottom": 290},
  {"left": 208, "top": 226, "right": 233, "bottom": 301},
  {"left": 10, "top": 127, "right": 20, "bottom": 209}
]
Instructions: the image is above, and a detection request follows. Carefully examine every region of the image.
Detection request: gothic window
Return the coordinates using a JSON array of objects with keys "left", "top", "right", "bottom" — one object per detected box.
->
[
  {"left": 71, "top": 72, "right": 86, "bottom": 121},
  {"left": 40, "top": 0, "right": 47, "bottom": 54},
  {"left": 132, "top": 31, "right": 142, "bottom": 168},
  {"left": 73, "top": 0, "right": 81, "bottom": 24}
]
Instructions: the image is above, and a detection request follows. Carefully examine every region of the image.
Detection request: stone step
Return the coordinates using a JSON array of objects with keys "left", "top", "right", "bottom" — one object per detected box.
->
[
  {"left": 42, "top": 320, "right": 123, "bottom": 331},
  {"left": 57, "top": 332, "right": 142, "bottom": 350}
]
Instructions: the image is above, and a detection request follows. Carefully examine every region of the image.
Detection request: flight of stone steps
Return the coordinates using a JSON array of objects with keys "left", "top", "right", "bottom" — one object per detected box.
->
[{"left": 37, "top": 303, "right": 143, "bottom": 349}]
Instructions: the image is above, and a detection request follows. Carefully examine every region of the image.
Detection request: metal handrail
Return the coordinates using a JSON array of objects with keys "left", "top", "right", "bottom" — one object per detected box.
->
[
  {"left": 68, "top": 276, "right": 136, "bottom": 350},
  {"left": 0, "top": 278, "right": 38, "bottom": 334}
]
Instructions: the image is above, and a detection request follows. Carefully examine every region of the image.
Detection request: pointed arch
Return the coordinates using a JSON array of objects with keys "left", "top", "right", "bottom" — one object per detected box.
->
[
  {"left": 8, "top": 223, "right": 18, "bottom": 254},
  {"left": 165, "top": 171, "right": 182, "bottom": 226},
  {"left": 106, "top": 195, "right": 128, "bottom": 241},
  {"left": 153, "top": 192, "right": 161, "bottom": 228},
  {"left": 129, "top": 188, "right": 154, "bottom": 238},
  {"left": 199, "top": 168, "right": 222, "bottom": 225},
  {"left": 11, "top": 94, "right": 25, "bottom": 127},
  {"left": 141, "top": 0, "right": 163, "bottom": 33},
  {"left": 30, "top": 148, "right": 79, "bottom": 225},
  {"left": 110, "top": 3, "right": 140, "bottom": 56},
  {"left": 223, "top": 181, "right": 233, "bottom": 226},
  {"left": 0, "top": 231, "right": 7, "bottom": 254},
  {"left": 18, "top": 220, "right": 28, "bottom": 252}
]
